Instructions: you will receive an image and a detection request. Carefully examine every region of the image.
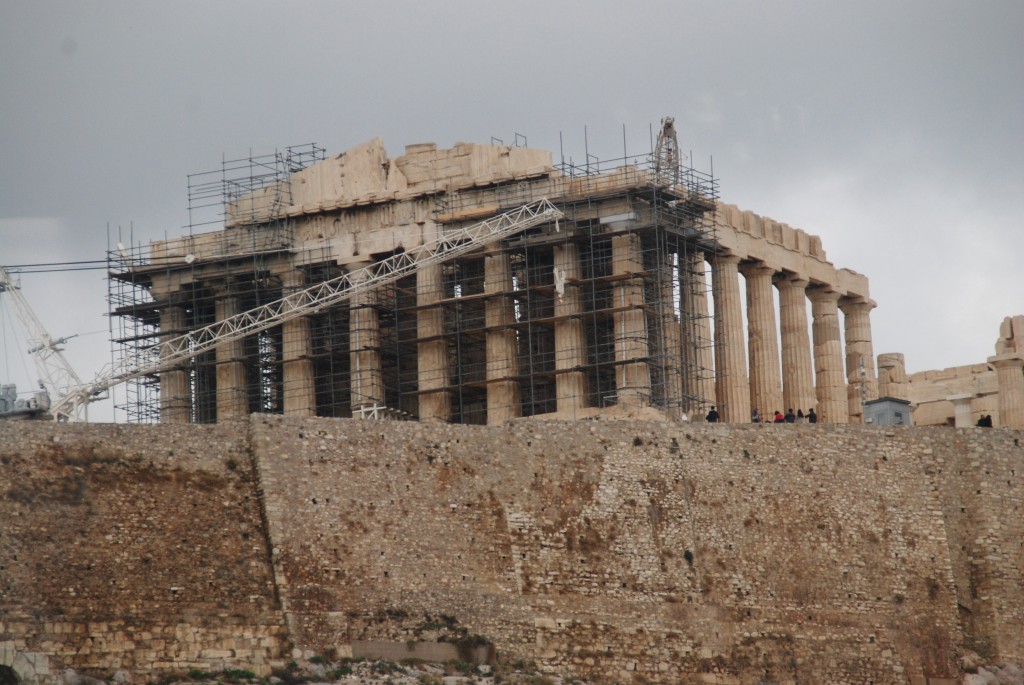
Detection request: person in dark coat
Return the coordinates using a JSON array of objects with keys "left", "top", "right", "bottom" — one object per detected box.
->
[
  {"left": 706, "top": 406, "right": 720, "bottom": 423},
  {"left": 784, "top": 408, "right": 796, "bottom": 423},
  {"left": 807, "top": 408, "right": 817, "bottom": 424}
]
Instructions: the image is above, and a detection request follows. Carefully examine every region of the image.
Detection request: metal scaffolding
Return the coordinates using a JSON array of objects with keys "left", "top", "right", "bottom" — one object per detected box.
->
[{"left": 108, "top": 126, "right": 719, "bottom": 425}]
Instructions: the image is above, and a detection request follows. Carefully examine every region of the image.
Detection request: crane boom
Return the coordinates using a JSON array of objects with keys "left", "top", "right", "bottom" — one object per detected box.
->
[
  {"left": 52, "top": 198, "right": 563, "bottom": 421},
  {"left": 0, "top": 267, "right": 91, "bottom": 421}
]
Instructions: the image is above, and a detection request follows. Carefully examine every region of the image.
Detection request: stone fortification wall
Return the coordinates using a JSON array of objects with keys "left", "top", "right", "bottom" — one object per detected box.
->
[
  {"left": 2, "top": 417, "right": 1022, "bottom": 684},
  {"left": 249, "top": 416, "right": 1021, "bottom": 683},
  {"left": 928, "top": 429, "right": 1024, "bottom": 660},
  {"left": 0, "top": 422, "right": 286, "bottom": 682}
]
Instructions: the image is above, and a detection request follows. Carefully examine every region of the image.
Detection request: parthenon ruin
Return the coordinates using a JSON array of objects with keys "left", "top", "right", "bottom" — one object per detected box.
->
[{"left": 110, "top": 122, "right": 883, "bottom": 425}]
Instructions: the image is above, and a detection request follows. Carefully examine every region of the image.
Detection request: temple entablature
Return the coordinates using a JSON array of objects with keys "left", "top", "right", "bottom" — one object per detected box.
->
[{"left": 714, "top": 203, "right": 870, "bottom": 300}]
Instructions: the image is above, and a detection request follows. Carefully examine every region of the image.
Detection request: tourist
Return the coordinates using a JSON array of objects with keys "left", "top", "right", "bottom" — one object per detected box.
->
[
  {"left": 773, "top": 410, "right": 784, "bottom": 423},
  {"left": 706, "top": 406, "right": 720, "bottom": 423},
  {"left": 807, "top": 408, "right": 817, "bottom": 424},
  {"left": 784, "top": 408, "right": 796, "bottom": 423},
  {"left": 751, "top": 408, "right": 761, "bottom": 423},
  {"left": 796, "top": 409, "right": 805, "bottom": 423}
]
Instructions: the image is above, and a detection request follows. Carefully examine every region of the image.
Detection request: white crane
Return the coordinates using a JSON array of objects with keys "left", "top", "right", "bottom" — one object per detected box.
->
[
  {"left": 49, "top": 198, "right": 563, "bottom": 422},
  {"left": 0, "top": 266, "right": 96, "bottom": 421}
]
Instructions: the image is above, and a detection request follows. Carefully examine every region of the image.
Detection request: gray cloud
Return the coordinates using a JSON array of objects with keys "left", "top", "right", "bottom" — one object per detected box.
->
[{"left": 2, "top": 0, "right": 1021, "bottom": 420}]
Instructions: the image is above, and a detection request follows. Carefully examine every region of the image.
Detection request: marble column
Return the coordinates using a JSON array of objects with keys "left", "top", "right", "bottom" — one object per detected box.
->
[
  {"left": 417, "top": 263, "right": 451, "bottom": 422},
  {"left": 710, "top": 253, "right": 749, "bottom": 423},
  {"left": 611, "top": 232, "right": 651, "bottom": 411},
  {"left": 808, "top": 287, "right": 847, "bottom": 424},
  {"left": 553, "top": 243, "right": 588, "bottom": 415},
  {"left": 877, "top": 352, "right": 908, "bottom": 400},
  {"left": 659, "top": 250, "right": 684, "bottom": 415},
  {"left": 159, "top": 304, "right": 190, "bottom": 424},
  {"left": 989, "top": 316, "right": 1024, "bottom": 428},
  {"left": 989, "top": 356, "right": 1024, "bottom": 428},
  {"left": 774, "top": 275, "right": 816, "bottom": 417},
  {"left": 349, "top": 265, "right": 385, "bottom": 412},
  {"left": 215, "top": 294, "right": 249, "bottom": 420},
  {"left": 685, "top": 252, "right": 716, "bottom": 416},
  {"left": 841, "top": 297, "right": 879, "bottom": 423},
  {"left": 281, "top": 270, "right": 316, "bottom": 417},
  {"left": 740, "top": 262, "right": 782, "bottom": 419},
  {"left": 485, "top": 248, "right": 520, "bottom": 424}
]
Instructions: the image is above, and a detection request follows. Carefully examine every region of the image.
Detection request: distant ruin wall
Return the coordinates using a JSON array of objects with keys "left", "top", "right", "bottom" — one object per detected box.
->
[{"left": 2, "top": 418, "right": 1022, "bottom": 683}]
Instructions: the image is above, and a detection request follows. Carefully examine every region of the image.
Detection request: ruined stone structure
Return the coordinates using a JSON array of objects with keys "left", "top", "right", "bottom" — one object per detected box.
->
[
  {"left": 110, "top": 131, "right": 877, "bottom": 426},
  {"left": 879, "top": 316, "right": 1024, "bottom": 428},
  {"left": 2, "top": 417, "right": 1022, "bottom": 684}
]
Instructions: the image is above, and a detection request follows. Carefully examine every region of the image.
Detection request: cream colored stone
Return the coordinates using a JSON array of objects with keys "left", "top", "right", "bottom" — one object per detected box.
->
[
  {"left": 775, "top": 275, "right": 816, "bottom": 416},
  {"left": 711, "top": 254, "right": 749, "bottom": 423},
  {"left": 740, "top": 262, "right": 782, "bottom": 418},
  {"left": 809, "top": 288, "right": 847, "bottom": 424}
]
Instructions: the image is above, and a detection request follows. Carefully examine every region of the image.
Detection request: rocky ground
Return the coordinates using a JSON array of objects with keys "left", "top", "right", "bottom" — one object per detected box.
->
[
  {"left": 60, "top": 657, "right": 1024, "bottom": 685},
  {"left": 964, "top": 662, "right": 1024, "bottom": 685},
  {"left": 65, "top": 658, "right": 578, "bottom": 685}
]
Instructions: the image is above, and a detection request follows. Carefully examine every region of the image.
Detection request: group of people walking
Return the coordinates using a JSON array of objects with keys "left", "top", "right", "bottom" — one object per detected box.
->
[{"left": 704, "top": 406, "right": 817, "bottom": 423}]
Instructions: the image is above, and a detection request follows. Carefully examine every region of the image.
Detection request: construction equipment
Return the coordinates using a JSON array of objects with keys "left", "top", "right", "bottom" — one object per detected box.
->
[
  {"left": 51, "top": 198, "right": 564, "bottom": 421},
  {"left": 0, "top": 266, "right": 95, "bottom": 421}
]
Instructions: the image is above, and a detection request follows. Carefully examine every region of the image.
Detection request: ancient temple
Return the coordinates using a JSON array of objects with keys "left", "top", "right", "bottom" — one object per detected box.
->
[{"left": 109, "top": 125, "right": 880, "bottom": 425}]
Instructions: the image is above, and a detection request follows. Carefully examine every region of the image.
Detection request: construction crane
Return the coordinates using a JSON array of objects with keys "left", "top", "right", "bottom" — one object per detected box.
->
[
  {"left": 0, "top": 266, "right": 95, "bottom": 421},
  {"left": 654, "top": 116, "right": 682, "bottom": 188},
  {"left": 50, "top": 198, "right": 564, "bottom": 422}
]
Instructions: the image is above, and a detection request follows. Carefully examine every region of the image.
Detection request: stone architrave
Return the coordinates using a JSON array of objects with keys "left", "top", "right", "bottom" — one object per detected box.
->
[
  {"left": 611, "top": 232, "right": 652, "bottom": 411},
  {"left": 841, "top": 297, "right": 879, "bottom": 423},
  {"left": 553, "top": 242, "right": 588, "bottom": 415},
  {"left": 348, "top": 265, "right": 385, "bottom": 412},
  {"left": 739, "top": 262, "right": 783, "bottom": 419},
  {"left": 159, "top": 305, "right": 190, "bottom": 424},
  {"left": 417, "top": 263, "right": 451, "bottom": 422},
  {"left": 281, "top": 270, "right": 316, "bottom": 417},
  {"left": 876, "top": 352, "right": 908, "bottom": 400},
  {"left": 484, "top": 248, "right": 521, "bottom": 424},
  {"left": 774, "top": 274, "right": 816, "bottom": 417},
  {"left": 710, "top": 253, "right": 750, "bottom": 423},
  {"left": 215, "top": 294, "right": 249, "bottom": 420},
  {"left": 808, "top": 287, "right": 847, "bottom": 424}
]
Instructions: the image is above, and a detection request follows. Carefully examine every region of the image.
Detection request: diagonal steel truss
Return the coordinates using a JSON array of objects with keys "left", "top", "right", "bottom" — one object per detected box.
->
[{"left": 53, "top": 198, "right": 564, "bottom": 422}]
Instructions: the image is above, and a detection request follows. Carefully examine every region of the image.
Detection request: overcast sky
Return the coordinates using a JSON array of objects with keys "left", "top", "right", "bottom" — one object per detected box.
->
[{"left": 2, "top": 0, "right": 1021, "bottom": 422}]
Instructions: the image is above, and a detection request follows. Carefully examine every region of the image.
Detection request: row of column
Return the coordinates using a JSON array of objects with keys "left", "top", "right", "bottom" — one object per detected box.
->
[
  {"left": 710, "top": 253, "right": 877, "bottom": 424},
  {"left": 159, "top": 244, "right": 878, "bottom": 426}
]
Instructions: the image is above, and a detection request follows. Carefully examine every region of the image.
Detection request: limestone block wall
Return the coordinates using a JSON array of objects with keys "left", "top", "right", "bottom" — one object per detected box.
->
[
  {"left": 0, "top": 422, "right": 286, "bottom": 682},
  {"left": 4, "top": 417, "right": 1021, "bottom": 684},
  {"left": 926, "top": 428, "right": 1024, "bottom": 660},
  {"left": 250, "top": 416, "right": 1024, "bottom": 683}
]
